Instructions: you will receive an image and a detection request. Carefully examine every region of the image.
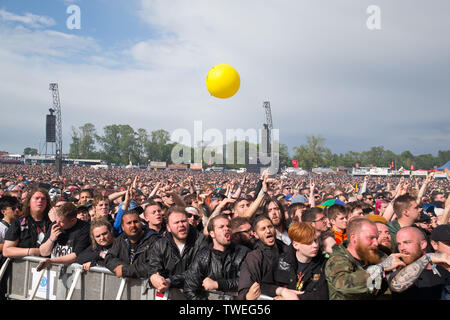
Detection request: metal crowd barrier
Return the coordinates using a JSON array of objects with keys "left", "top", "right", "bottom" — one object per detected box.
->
[{"left": 0, "top": 256, "right": 273, "bottom": 300}]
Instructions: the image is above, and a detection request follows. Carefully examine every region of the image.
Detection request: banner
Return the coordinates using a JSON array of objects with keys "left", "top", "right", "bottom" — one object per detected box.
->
[
  {"left": 292, "top": 160, "right": 298, "bottom": 168},
  {"left": 149, "top": 161, "right": 166, "bottom": 168},
  {"left": 190, "top": 163, "right": 203, "bottom": 170},
  {"left": 168, "top": 164, "right": 188, "bottom": 170}
]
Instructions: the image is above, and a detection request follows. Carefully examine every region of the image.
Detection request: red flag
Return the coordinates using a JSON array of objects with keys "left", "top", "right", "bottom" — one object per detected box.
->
[
  {"left": 292, "top": 160, "right": 298, "bottom": 168},
  {"left": 370, "top": 164, "right": 373, "bottom": 169},
  {"left": 410, "top": 165, "right": 414, "bottom": 171},
  {"left": 356, "top": 163, "right": 359, "bottom": 168}
]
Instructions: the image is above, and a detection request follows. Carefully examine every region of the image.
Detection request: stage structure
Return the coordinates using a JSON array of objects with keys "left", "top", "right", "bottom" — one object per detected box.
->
[{"left": 49, "top": 83, "right": 63, "bottom": 175}]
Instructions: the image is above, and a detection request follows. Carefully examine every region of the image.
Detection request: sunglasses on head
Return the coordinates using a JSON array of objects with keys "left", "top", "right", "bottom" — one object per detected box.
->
[{"left": 187, "top": 213, "right": 200, "bottom": 220}]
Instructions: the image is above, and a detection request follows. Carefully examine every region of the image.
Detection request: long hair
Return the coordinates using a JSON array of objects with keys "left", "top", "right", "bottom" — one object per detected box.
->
[
  {"left": 21, "top": 187, "right": 51, "bottom": 219},
  {"left": 89, "top": 217, "right": 114, "bottom": 250},
  {"left": 263, "top": 197, "right": 288, "bottom": 232}
]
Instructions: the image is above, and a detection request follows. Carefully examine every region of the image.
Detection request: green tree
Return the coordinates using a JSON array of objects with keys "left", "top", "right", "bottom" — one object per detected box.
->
[
  {"left": 78, "top": 123, "right": 97, "bottom": 158},
  {"left": 145, "top": 129, "right": 174, "bottom": 163},
  {"left": 414, "top": 154, "right": 439, "bottom": 170},
  {"left": 68, "top": 126, "right": 81, "bottom": 158},
  {"left": 135, "top": 128, "right": 149, "bottom": 164},
  {"left": 118, "top": 124, "right": 138, "bottom": 164},
  {"left": 437, "top": 150, "right": 450, "bottom": 166},
  {"left": 23, "top": 147, "right": 38, "bottom": 156},
  {"left": 96, "top": 124, "right": 121, "bottom": 164},
  {"left": 293, "top": 135, "right": 331, "bottom": 170},
  {"left": 278, "top": 143, "right": 291, "bottom": 169}
]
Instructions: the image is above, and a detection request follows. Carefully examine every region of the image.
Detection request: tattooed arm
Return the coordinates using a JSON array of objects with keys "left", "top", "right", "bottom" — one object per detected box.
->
[
  {"left": 389, "top": 253, "right": 450, "bottom": 292},
  {"left": 378, "top": 253, "right": 406, "bottom": 272}
]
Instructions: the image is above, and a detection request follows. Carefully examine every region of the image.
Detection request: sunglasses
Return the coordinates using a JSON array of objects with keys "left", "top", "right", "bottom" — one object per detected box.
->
[
  {"left": 187, "top": 213, "right": 200, "bottom": 220},
  {"left": 313, "top": 216, "right": 326, "bottom": 223},
  {"left": 235, "top": 229, "right": 252, "bottom": 235}
]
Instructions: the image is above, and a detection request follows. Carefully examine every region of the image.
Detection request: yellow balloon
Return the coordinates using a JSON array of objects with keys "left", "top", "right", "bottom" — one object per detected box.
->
[{"left": 206, "top": 64, "right": 240, "bottom": 99}]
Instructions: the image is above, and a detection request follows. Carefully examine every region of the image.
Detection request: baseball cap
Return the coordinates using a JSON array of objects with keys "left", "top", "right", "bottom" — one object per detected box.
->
[
  {"left": 431, "top": 224, "right": 450, "bottom": 242},
  {"left": 290, "top": 195, "right": 308, "bottom": 204},
  {"left": 180, "top": 189, "right": 190, "bottom": 196},
  {"left": 285, "top": 194, "right": 293, "bottom": 201},
  {"left": 185, "top": 206, "right": 199, "bottom": 215},
  {"left": 77, "top": 199, "right": 93, "bottom": 209}
]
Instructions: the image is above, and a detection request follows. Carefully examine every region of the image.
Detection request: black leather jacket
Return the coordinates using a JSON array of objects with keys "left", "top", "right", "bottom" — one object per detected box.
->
[
  {"left": 237, "top": 239, "right": 288, "bottom": 300},
  {"left": 104, "top": 226, "right": 160, "bottom": 279},
  {"left": 183, "top": 243, "right": 250, "bottom": 300},
  {"left": 147, "top": 226, "right": 202, "bottom": 288}
]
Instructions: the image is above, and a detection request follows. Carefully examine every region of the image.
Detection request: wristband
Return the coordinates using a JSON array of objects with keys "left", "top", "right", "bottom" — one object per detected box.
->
[
  {"left": 49, "top": 238, "right": 55, "bottom": 243},
  {"left": 366, "top": 265, "right": 383, "bottom": 292}
]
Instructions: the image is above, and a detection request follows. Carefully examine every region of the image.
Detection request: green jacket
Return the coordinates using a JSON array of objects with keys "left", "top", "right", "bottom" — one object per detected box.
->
[{"left": 324, "top": 242, "right": 389, "bottom": 300}]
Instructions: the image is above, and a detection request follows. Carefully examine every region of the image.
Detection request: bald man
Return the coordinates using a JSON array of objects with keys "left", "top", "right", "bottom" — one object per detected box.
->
[{"left": 388, "top": 226, "right": 450, "bottom": 300}]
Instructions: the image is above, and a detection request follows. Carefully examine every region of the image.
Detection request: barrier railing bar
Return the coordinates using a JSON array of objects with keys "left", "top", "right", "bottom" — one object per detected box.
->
[
  {"left": 66, "top": 268, "right": 83, "bottom": 300},
  {"left": 28, "top": 269, "right": 45, "bottom": 300},
  {"left": 8, "top": 257, "right": 256, "bottom": 301},
  {"left": 23, "top": 260, "right": 30, "bottom": 298},
  {"left": 100, "top": 272, "right": 106, "bottom": 300},
  {"left": 0, "top": 258, "right": 10, "bottom": 281},
  {"left": 116, "top": 278, "right": 127, "bottom": 300}
]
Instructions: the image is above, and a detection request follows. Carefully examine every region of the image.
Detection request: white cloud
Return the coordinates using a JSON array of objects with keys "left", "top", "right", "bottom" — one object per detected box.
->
[
  {"left": 0, "top": 9, "right": 55, "bottom": 28},
  {"left": 0, "top": 1, "right": 449, "bottom": 158}
]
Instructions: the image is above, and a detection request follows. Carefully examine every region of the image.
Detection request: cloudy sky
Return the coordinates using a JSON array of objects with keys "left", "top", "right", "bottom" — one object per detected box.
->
[{"left": 0, "top": 0, "right": 449, "bottom": 158}]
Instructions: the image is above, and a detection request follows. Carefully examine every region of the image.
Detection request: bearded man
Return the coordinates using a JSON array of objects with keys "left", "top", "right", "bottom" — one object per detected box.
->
[
  {"left": 375, "top": 221, "right": 393, "bottom": 255},
  {"left": 325, "top": 217, "right": 406, "bottom": 300},
  {"left": 388, "top": 227, "right": 450, "bottom": 300}
]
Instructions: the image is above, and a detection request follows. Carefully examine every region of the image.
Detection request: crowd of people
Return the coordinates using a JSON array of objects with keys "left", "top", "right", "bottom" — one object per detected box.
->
[{"left": 0, "top": 164, "right": 449, "bottom": 300}]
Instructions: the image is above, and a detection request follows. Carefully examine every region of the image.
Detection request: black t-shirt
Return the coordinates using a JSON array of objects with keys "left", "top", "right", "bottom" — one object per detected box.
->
[
  {"left": 43, "top": 219, "right": 90, "bottom": 258},
  {"left": 295, "top": 261, "right": 310, "bottom": 291},
  {"left": 391, "top": 266, "right": 449, "bottom": 300},
  {"left": 5, "top": 216, "right": 51, "bottom": 248}
]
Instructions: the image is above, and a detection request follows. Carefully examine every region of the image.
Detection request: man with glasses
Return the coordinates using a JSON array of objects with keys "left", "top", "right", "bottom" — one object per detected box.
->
[
  {"left": 302, "top": 207, "right": 336, "bottom": 256},
  {"left": 162, "top": 192, "right": 175, "bottom": 208},
  {"left": 231, "top": 217, "right": 255, "bottom": 250},
  {"left": 303, "top": 208, "right": 329, "bottom": 233},
  {"left": 282, "top": 185, "right": 293, "bottom": 200},
  {"left": 363, "top": 193, "right": 375, "bottom": 206},
  {"left": 185, "top": 206, "right": 203, "bottom": 231}
]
